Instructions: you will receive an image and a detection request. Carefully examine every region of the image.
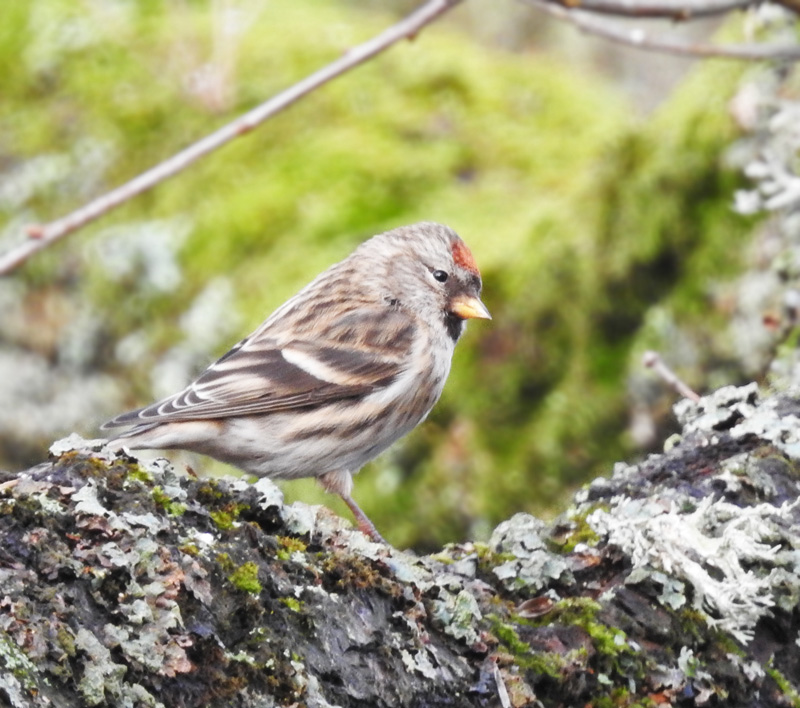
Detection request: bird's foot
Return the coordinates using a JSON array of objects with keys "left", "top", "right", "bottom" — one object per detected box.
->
[{"left": 339, "top": 493, "right": 389, "bottom": 545}]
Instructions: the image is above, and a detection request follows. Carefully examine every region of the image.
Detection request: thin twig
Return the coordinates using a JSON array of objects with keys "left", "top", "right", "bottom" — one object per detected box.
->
[
  {"left": 643, "top": 350, "right": 701, "bottom": 402},
  {"left": 492, "top": 663, "right": 512, "bottom": 708},
  {"left": 0, "top": 0, "right": 463, "bottom": 276},
  {"left": 521, "top": 0, "right": 800, "bottom": 60},
  {"left": 545, "top": 0, "right": 750, "bottom": 20}
]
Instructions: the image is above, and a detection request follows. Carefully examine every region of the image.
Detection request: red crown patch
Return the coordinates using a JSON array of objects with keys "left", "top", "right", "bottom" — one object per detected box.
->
[{"left": 451, "top": 239, "right": 480, "bottom": 276}]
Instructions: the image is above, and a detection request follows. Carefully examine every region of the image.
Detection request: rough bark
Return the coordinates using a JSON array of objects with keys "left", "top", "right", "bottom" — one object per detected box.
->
[{"left": 1, "top": 382, "right": 800, "bottom": 707}]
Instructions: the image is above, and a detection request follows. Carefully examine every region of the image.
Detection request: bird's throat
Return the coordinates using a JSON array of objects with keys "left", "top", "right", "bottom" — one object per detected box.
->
[{"left": 443, "top": 312, "right": 465, "bottom": 342}]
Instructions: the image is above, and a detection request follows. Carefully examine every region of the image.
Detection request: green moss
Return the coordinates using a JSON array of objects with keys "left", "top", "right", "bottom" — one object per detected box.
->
[
  {"left": 677, "top": 608, "right": 712, "bottom": 644},
  {"left": 545, "top": 597, "right": 602, "bottom": 622},
  {"left": 210, "top": 510, "right": 236, "bottom": 530},
  {"left": 766, "top": 660, "right": 800, "bottom": 707},
  {"left": 126, "top": 466, "right": 153, "bottom": 484},
  {"left": 279, "top": 597, "right": 303, "bottom": 612},
  {"left": 179, "top": 543, "right": 200, "bottom": 557},
  {"left": 474, "top": 543, "right": 514, "bottom": 563},
  {"left": 248, "top": 627, "right": 270, "bottom": 644},
  {"left": 708, "top": 630, "right": 743, "bottom": 657},
  {"left": 208, "top": 500, "right": 249, "bottom": 530},
  {"left": 216, "top": 552, "right": 234, "bottom": 573},
  {"left": 428, "top": 552, "right": 456, "bottom": 565},
  {"left": 592, "top": 688, "right": 658, "bottom": 708},
  {"left": 151, "top": 487, "right": 187, "bottom": 516},
  {"left": 56, "top": 625, "right": 76, "bottom": 658},
  {"left": 196, "top": 481, "right": 226, "bottom": 503},
  {"left": 473, "top": 542, "right": 516, "bottom": 577},
  {"left": 492, "top": 596, "right": 644, "bottom": 694},
  {"left": 276, "top": 536, "right": 308, "bottom": 561},
  {"left": 542, "top": 598, "right": 635, "bottom": 662},
  {"left": 490, "top": 616, "right": 584, "bottom": 679},
  {"left": 228, "top": 561, "right": 263, "bottom": 595},
  {"left": 491, "top": 619, "right": 533, "bottom": 658},
  {"left": 321, "top": 552, "right": 388, "bottom": 593},
  {"left": 550, "top": 510, "right": 603, "bottom": 553}
]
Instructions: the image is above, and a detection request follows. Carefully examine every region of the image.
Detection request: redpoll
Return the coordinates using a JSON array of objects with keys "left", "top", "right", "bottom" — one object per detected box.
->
[{"left": 104, "top": 222, "right": 490, "bottom": 543}]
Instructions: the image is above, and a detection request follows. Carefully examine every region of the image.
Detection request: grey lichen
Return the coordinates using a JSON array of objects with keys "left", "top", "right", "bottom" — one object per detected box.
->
[
  {"left": 588, "top": 495, "right": 798, "bottom": 643},
  {"left": 489, "top": 513, "right": 572, "bottom": 592},
  {"left": 429, "top": 588, "right": 483, "bottom": 644},
  {"left": 0, "top": 435, "right": 497, "bottom": 707},
  {"left": 0, "top": 632, "right": 47, "bottom": 708},
  {"left": 74, "top": 628, "right": 134, "bottom": 706},
  {"left": 673, "top": 381, "right": 760, "bottom": 432},
  {"left": 4, "top": 384, "right": 800, "bottom": 706}
]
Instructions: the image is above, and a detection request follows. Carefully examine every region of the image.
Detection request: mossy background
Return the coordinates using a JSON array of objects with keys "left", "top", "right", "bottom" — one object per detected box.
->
[{"left": 0, "top": 0, "right": 759, "bottom": 548}]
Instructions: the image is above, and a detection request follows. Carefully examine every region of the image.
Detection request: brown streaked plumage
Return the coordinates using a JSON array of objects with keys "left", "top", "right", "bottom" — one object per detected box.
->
[{"left": 103, "top": 222, "right": 490, "bottom": 543}]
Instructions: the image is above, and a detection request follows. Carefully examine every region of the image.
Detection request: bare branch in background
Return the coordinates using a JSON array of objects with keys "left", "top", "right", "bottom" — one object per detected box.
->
[
  {"left": 545, "top": 0, "right": 751, "bottom": 20},
  {"left": 521, "top": 0, "right": 800, "bottom": 60},
  {"left": 643, "top": 350, "right": 701, "bottom": 402},
  {"left": 0, "top": 0, "right": 463, "bottom": 276},
  {"left": 3, "top": 0, "right": 798, "bottom": 278}
]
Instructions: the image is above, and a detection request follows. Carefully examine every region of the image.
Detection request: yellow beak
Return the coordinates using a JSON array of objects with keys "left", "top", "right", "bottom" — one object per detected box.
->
[{"left": 449, "top": 294, "right": 492, "bottom": 321}]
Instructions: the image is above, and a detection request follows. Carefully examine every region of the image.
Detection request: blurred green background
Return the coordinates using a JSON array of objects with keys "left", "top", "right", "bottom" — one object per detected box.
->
[{"left": 0, "top": 0, "right": 766, "bottom": 548}]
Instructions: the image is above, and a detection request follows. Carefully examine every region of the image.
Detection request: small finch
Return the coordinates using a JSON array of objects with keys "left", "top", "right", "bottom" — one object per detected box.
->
[{"left": 103, "top": 222, "right": 490, "bottom": 543}]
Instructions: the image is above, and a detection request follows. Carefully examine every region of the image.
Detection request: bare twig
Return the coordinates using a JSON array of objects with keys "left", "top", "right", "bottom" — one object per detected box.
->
[
  {"left": 545, "top": 0, "right": 750, "bottom": 20},
  {"left": 521, "top": 0, "right": 800, "bottom": 60},
  {"left": 492, "top": 663, "right": 512, "bottom": 708},
  {"left": 643, "top": 350, "right": 701, "bottom": 402},
  {"left": 0, "top": 0, "right": 463, "bottom": 276}
]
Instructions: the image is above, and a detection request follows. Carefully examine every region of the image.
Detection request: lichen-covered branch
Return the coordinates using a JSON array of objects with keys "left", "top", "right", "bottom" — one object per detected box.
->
[{"left": 2, "top": 383, "right": 800, "bottom": 706}]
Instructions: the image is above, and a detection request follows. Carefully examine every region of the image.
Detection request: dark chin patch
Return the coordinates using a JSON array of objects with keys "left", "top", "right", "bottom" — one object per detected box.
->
[{"left": 444, "top": 312, "right": 465, "bottom": 342}]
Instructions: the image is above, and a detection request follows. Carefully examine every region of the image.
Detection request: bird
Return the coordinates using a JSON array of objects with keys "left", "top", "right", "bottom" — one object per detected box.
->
[{"left": 103, "top": 222, "right": 490, "bottom": 543}]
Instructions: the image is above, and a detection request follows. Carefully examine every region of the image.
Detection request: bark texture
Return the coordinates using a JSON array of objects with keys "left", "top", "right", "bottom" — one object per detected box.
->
[{"left": 1, "top": 383, "right": 800, "bottom": 707}]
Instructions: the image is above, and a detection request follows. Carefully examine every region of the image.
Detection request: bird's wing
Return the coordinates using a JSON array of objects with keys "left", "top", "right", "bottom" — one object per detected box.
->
[{"left": 103, "top": 306, "right": 416, "bottom": 427}]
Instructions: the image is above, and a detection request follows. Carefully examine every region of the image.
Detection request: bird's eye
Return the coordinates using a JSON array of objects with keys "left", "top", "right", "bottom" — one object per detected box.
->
[{"left": 432, "top": 270, "right": 449, "bottom": 283}]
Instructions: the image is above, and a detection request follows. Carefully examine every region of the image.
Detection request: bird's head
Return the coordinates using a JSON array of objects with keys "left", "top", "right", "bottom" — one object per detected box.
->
[{"left": 358, "top": 222, "right": 490, "bottom": 342}]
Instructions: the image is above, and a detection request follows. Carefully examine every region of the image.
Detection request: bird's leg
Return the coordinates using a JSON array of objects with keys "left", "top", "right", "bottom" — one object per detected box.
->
[
  {"left": 318, "top": 470, "right": 388, "bottom": 545},
  {"left": 337, "top": 492, "right": 388, "bottom": 545}
]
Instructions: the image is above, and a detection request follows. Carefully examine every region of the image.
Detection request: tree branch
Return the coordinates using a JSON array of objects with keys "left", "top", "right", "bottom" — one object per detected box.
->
[
  {"left": 643, "top": 350, "right": 701, "bottom": 402},
  {"left": 521, "top": 0, "right": 800, "bottom": 60},
  {"left": 545, "top": 0, "right": 751, "bottom": 20},
  {"left": 0, "top": 0, "right": 463, "bottom": 276}
]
